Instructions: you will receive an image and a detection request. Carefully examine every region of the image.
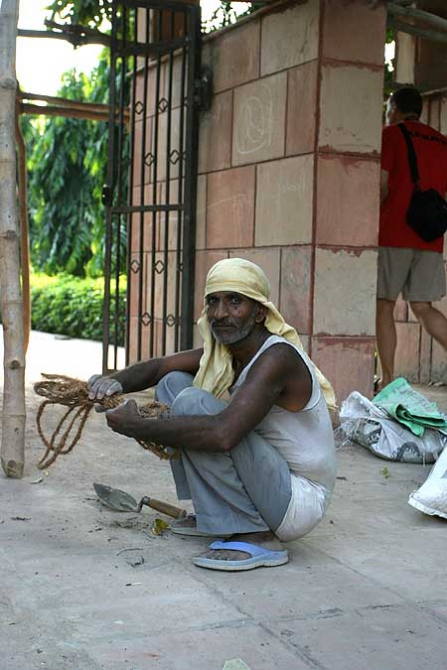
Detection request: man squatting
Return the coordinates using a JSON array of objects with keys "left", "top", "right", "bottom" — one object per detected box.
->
[{"left": 88, "top": 258, "right": 337, "bottom": 572}]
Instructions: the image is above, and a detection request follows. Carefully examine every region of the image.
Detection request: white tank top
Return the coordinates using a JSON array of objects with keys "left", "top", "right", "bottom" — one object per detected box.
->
[{"left": 230, "top": 335, "right": 336, "bottom": 495}]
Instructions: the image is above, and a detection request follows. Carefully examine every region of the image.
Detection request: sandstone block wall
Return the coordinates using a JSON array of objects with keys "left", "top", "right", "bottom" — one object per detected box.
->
[
  {"left": 132, "top": 0, "right": 388, "bottom": 402},
  {"left": 195, "top": 0, "right": 386, "bottom": 402}
]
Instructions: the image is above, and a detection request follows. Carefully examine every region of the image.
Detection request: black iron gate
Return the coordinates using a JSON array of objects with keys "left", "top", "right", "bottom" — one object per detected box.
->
[{"left": 103, "top": 0, "right": 202, "bottom": 372}]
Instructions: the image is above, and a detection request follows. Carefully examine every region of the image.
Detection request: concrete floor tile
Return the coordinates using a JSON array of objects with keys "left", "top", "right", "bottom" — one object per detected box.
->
[
  {"left": 265, "top": 604, "right": 447, "bottom": 670},
  {"left": 425, "top": 603, "right": 447, "bottom": 625},
  {"left": 2, "top": 646, "right": 101, "bottom": 670},
  {"left": 195, "top": 558, "right": 405, "bottom": 622},
  {"left": 86, "top": 623, "right": 312, "bottom": 670},
  {"left": 322, "top": 538, "right": 447, "bottom": 603}
]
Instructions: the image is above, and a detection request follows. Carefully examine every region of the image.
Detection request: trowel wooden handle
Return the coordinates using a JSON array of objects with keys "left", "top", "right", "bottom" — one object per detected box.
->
[{"left": 144, "top": 497, "right": 187, "bottom": 519}]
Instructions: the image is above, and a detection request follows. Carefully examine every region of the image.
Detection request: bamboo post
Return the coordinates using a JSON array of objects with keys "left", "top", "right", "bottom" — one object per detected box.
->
[
  {"left": 15, "top": 97, "right": 31, "bottom": 353},
  {"left": 0, "top": 0, "right": 26, "bottom": 478}
]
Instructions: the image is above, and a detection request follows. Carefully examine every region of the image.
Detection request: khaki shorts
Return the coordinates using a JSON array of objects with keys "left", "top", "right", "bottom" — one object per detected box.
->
[{"left": 377, "top": 247, "right": 446, "bottom": 302}]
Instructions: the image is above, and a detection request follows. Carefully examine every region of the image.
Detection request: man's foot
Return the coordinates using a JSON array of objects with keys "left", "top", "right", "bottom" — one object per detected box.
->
[
  {"left": 197, "top": 531, "right": 278, "bottom": 560},
  {"left": 170, "top": 514, "right": 232, "bottom": 538},
  {"left": 192, "top": 531, "right": 289, "bottom": 571}
]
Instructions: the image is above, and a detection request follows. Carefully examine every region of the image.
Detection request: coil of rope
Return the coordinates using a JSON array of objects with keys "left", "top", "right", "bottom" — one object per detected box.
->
[{"left": 34, "top": 374, "right": 175, "bottom": 469}]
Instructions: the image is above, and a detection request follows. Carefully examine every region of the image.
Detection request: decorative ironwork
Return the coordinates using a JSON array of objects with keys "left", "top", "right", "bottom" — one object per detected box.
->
[
  {"left": 144, "top": 152, "right": 155, "bottom": 167},
  {"left": 169, "top": 149, "right": 181, "bottom": 165},
  {"left": 158, "top": 97, "right": 169, "bottom": 113},
  {"left": 154, "top": 260, "right": 165, "bottom": 275},
  {"left": 103, "top": 0, "right": 203, "bottom": 371}
]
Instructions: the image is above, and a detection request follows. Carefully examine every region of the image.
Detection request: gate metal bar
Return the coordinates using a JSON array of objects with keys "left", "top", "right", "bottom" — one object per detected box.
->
[
  {"left": 103, "top": 0, "right": 202, "bottom": 372},
  {"left": 181, "top": 8, "right": 200, "bottom": 351}
]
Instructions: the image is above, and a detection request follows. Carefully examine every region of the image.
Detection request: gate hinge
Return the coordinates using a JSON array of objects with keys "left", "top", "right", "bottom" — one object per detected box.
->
[{"left": 194, "top": 64, "right": 213, "bottom": 112}]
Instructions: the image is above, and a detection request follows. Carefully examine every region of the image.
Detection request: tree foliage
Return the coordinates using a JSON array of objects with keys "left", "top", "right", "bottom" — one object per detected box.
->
[
  {"left": 22, "top": 51, "right": 117, "bottom": 277},
  {"left": 45, "top": 0, "right": 261, "bottom": 34},
  {"left": 45, "top": 0, "right": 113, "bottom": 29},
  {"left": 31, "top": 272, "right": 126, "bottom": 343},
  {"left": 202, "top": 1, "right": 264, "bottom": 34}
]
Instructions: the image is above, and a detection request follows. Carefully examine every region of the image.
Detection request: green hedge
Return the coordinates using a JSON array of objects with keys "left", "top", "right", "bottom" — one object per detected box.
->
[{"left": 30, "top": 274, "right": 126, "bottom": 345}]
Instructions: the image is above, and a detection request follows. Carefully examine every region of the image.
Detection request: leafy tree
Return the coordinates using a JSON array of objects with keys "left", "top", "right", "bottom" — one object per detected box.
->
[
  {"left": 22, "top": 51, "right": 128, "bottom": 278},
  {"left": 202, "top": 1, "right": 264, "bottom": 34},
  {"left": 45, "top": 0, "right": 262, "bottom": 35},
  {"left": 45, "top": 0, "right": 113, "bottom": 29}
]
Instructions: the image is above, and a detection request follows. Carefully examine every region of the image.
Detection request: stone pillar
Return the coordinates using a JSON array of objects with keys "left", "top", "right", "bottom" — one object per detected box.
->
[
  {"left": 395, "top": 32, "right": 416, "bottom": 85},
  {"left": 197, "top": 0, "right": 388, "bottom": 402},
  {"left": 311, "top": 0, "right": 387, "bottom": 401}
]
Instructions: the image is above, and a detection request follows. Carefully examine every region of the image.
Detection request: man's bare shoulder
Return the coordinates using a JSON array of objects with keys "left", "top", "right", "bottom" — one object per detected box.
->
[
  {"left": 241, "top": 341, "right": 312, "bottom": 411},
  {"left": 254, "top": 341, "right": 309, "bottom": 375}
]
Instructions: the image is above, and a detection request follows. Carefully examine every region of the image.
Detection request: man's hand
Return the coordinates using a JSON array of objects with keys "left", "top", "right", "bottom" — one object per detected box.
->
[
  {"left": 87, "top": 374, "right": 123, "bottom": 400},
  {"left": 105, "top": 399, "right": 141, "bottom": 437}
]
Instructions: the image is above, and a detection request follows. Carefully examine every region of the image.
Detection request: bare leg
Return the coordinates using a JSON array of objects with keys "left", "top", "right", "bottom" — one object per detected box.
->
[
  {"left": 410, "top": 302, "right": 447, "bottom": 351},
  {"left": 376, "top": 298, "right": 397, "bottom": 388}
]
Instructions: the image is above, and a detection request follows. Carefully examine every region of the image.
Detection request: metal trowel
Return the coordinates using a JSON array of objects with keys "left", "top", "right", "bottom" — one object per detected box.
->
[{"left": 93, "top": 482, "right": 187, "bottom": 519}]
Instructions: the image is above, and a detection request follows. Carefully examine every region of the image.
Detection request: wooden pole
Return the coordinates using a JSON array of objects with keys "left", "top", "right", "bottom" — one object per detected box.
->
[
  {"left": 19, "top": 90, "right": 113, "bottom": 113},
  {"left": 0, "top": 0, "right": 26, "bottom": 478},
  {"left": 15, "top": 100, "right": 31, "bottom": 353},
  {"left": 19, "top": 102, "right": 113, "bottom": 123}
]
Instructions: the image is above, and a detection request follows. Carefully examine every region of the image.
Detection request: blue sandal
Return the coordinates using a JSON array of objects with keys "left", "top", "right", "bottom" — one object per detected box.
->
[{"left": 193, "top": 540, "right": 289, "bottom": 571}]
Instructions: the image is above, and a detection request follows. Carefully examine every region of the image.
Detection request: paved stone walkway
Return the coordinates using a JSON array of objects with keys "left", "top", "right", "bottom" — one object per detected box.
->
[{"left": 0, "top": 330, "right": 446, "bottom": 669}]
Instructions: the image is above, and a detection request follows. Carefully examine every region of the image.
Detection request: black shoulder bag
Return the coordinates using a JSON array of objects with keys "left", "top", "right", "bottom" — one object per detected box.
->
[{"left": 398, "top": 122, "right": 447, "bottom": 242}]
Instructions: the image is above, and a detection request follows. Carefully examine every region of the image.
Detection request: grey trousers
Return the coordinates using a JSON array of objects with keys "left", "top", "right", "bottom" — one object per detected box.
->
[{"left": 155, "top": 372, "right": 292, "bottom": 536}]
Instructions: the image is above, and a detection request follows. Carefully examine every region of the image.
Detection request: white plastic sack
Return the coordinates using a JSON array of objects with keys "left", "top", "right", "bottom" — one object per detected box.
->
[
  {"left": 408, "top": 446, "right": 447, "bottom": 519},
  {"left": 339, "top": 391, "right": 446, "bottom": 464}
]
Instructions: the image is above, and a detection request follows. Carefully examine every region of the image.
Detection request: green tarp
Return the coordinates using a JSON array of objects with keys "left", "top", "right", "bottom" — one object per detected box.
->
[{"left": 373, "top": 377, "right": 447, "bottom": 437}]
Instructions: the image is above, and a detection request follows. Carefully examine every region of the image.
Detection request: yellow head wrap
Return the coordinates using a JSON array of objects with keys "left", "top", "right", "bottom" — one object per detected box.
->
[{"left": 192, "top": 258, "right": 336, "bottom": 410}]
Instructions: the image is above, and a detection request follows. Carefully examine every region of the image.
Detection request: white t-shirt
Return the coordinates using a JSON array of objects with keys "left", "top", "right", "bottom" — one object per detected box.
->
[{"left": 231, "top": 335, "right": 337, "bottom": 541}]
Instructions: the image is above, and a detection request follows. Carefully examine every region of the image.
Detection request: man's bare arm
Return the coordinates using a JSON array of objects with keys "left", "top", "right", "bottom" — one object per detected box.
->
[
  {"left": 89, "top": 348, "right": 203, "bottom": 398},
  {"left": 105, "top": 344, "right": 311, "bottom": 452}
]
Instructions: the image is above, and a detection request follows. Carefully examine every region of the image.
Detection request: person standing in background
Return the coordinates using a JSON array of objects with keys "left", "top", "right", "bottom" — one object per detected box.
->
[{"left": 376, "top": 87, "right": 447, "bottom": 390}]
